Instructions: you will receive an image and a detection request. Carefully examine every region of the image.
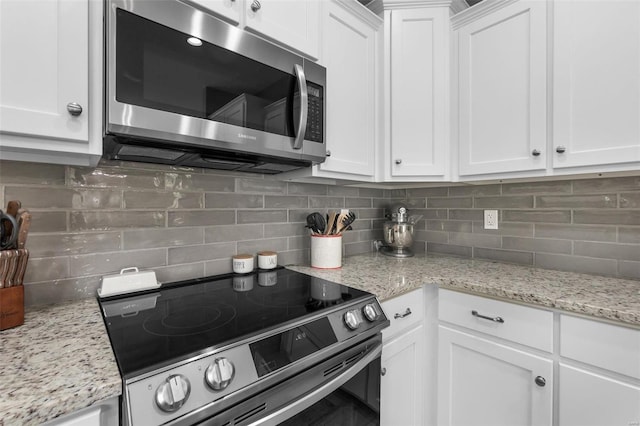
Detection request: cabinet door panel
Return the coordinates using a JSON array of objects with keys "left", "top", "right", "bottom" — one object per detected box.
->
[
  {"left": 320, "top": 3, "right": 376, "bottom": 177},
  {"left": 458, "top": 1, "right": 546, "bottom": 176},
  {"left": 438, "top": 326, "right": 553, "bottom": 426},
  {"left": 389, "top": 8, "right": 447, "bottom": 178},
  {"left": 0, "top": 0, "right": 88, "bottom": 142},
  {"left": 244, "top": 0, "right": 320, "bottom": 59},
  {"left": 559, "top": 364, "right": 640, "bottom": 426},
  {"left": 381, "top": 325, "right": 424, "bottom": 426},
  {"left": 554, "top": 1, "right": 640, "bottom": 169}
]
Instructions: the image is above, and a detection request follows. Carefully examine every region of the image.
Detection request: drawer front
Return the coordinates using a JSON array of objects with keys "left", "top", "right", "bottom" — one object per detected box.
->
[
  {"left": 439, "top": 289, "right": 553, "bottom": 352},
  {"left": 382, "top": 288, "right": 424, "bottom": 339},
  {"left": 560, "top": 314, "right": 640, "bottom": 379}
]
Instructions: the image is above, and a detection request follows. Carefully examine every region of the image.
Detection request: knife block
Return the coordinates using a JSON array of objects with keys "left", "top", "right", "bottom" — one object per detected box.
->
[
  {"left": 0, "top": 285, "right": 24, "bottom": 330},
  {"left": 0, "top": 249, "right": 28, "bottom": 331}
]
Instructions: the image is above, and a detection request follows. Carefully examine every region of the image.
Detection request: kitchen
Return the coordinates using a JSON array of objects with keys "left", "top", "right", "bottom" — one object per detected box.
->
[{"left": 0, "top": 0, "right": 639, "bottom": 425}]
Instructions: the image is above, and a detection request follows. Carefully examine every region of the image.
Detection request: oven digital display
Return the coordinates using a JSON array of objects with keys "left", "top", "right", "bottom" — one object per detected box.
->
[{"left": 250, "top": 317, "right": 337, "bottom": 377}]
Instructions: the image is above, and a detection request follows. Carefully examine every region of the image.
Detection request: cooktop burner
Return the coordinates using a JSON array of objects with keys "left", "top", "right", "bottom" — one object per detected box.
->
[{"left": 99, "top": 268, "right": 371, "bottom": 378}]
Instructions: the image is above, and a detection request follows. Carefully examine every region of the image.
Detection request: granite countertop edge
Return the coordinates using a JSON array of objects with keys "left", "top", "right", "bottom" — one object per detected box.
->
[{"left": 286, "top": 252, "right": 640, "bottom": 327}]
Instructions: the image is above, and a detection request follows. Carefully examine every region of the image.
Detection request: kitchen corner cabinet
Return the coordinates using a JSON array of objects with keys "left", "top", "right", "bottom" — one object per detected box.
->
[
  {"left": 384, "top": 5, "right": 449, "bottom": 181},
  {"left": 437, "top": 289, "right": 553, "bottom": 426},
  {"left": 380, "top": 289, "right": 425, "bottom": 426},
  {"left": 454, "top": 0, "right": 547, "bottom": 178},
  {"left": 0, "top": 0, "right": 102, "bottom": 167},
  {"left": 558, "top": 315, "right": 640, "bottom": 426},
  {"left": 552, "top": 0, "right": 640, "bottom": 172}
]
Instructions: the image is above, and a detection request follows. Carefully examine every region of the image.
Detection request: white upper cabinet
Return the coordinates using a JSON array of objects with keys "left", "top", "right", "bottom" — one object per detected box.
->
[
  {"left": 553, "top": 0, "right": 640, "bottom": 171},
  {"left": 385, "top": 6, "right": 449, "bottom": 181},
  {"left": 0, "top": 0, "right": 102, "bottom": 166},
  {"left": 244, "top": 0, "right": 321, "bottom": 59},
  {"left": 316, "top": 0, "right": 381, "bottom": 180},
  {"left": 0, "top": 0, "right": 88, "bottom": 142},
  {"left": 455, "top": 0, "right": 547, "bottom": 177}
]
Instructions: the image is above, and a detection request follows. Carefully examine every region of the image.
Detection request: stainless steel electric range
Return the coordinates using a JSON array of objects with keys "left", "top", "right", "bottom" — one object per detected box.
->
[{"left": 99, "top": 268, "right": 389, "bottom": 426}]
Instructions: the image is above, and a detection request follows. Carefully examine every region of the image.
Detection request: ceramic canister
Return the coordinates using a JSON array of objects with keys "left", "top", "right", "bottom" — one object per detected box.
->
[
  {"left": 232, "top": 254, "right": 254, "bottom": 274},
  {"left": 310, "top": 234, "right": 342, "bottom": 269},
  {"left": 257, "top": 251, "right": 278, "bottom": 270}
]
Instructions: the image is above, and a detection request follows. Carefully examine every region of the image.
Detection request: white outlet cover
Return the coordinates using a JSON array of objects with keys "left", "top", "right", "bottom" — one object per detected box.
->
[{"left": 484, "top": 210, "right": 498, "bottom": 230}]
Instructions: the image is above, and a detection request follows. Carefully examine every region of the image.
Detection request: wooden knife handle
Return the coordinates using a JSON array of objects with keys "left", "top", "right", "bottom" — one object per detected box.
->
[{"left": 17, "top": 211, "right": 31, "bottom": 250}]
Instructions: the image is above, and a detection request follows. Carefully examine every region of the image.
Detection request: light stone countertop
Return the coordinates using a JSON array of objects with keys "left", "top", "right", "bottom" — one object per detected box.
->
[
  {"left": 287, "top": 252, "right": 640, "bottom": 327},
  {"left": 2, "top": 253, "right": 639, "bottom": 425},
  {"left": 0, "top": 298, "right": 121, "bottom": 426}
]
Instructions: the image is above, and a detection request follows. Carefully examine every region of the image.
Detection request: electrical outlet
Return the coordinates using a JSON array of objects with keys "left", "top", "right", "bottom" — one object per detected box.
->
[{"left": 484, "top": 210, "right": 498, "bottom": 230}]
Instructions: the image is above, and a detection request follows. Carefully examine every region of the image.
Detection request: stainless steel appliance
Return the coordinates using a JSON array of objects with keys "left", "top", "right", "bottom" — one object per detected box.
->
[
  {"left": 99, "top": 268, "right": 389, "bottom": 425},
  {"left": 104, "top": 0, "right": 326, "bottom": 174},
  {"left": 379, "top": 204, "right": 422, "bottom": 258}
]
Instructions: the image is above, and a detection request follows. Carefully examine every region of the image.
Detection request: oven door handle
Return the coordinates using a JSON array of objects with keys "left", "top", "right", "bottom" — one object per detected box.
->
[
  {"left": 292, "top": 64, "right": 308, "bottom": 150},
  {"left": 249, "top": 341, "right": 382, "bottom": 426}
]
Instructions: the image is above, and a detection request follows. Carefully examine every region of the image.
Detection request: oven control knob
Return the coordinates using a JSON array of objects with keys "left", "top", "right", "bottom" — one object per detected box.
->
[
  {"left": 363, "top": 304, "right": 379, "bottom": 322},
  {"left": 205, "top": 358, "right": 235, "bottom": 391},
  {"left": 155, "top": 374, "right": 191, "bottom": 412},
  {"left": 344, "top": 310, "right": 362, "bottom": 330}
]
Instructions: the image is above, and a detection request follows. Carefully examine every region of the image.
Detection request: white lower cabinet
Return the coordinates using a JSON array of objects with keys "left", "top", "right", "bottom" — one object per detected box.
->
[
  {"left": 558, "top": 314, "right": 640, "bottom": 426},
  {"left": 559, "top": 364, "right": 640, "bottom": 426},
  {"left": 437, "top": 289, "right": 553, "bottom": 426},
  {"left": 380, "top": 288, "right": 425, "bottom": 426},
  {"left": 438, "top": 326, "right": 553, "bottom": 426},
  {"left": 381, "top": 324, "right": 425, "bottom": 426}
]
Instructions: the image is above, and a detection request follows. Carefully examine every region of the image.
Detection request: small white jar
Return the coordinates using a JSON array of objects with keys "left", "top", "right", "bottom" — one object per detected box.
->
[
  {"left": 232, "top": 254, "right": 254, "bottom": 274},
  {"left": 257, "top": 251, "right": 278, "bottom": 270}
]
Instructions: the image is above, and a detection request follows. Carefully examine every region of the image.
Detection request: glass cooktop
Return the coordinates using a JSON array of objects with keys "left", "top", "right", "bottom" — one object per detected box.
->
[{"left": 99, "top": 268, "right": 371, "bottom": 378}]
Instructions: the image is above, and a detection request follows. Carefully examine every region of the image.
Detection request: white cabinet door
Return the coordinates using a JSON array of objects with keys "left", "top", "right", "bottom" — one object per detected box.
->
[
  {"left": 438, "top": 326, "right": 553, "bottom": 426},
  {"left": 244, "top": 0, "right": 321, "bottom": 59},
  {"left": 457, "top": 1, "right": 547, "bottom": 177},
  {"left": 387, "top": 7, "right": 448, "bottom": 180},
  {"left": 559, "top": 364, "right": 640, "bottom": 426},
  {"left": 381, "top": 324, "right": 425, "bottom": 426},
  {"left": 317, "top": 0, "right": 379, "bottom": 179},
  {"left": 553, "top": 0, "right": 640, "bottom": 170},
  {"left": 0, "top": 0, "right": 88, "bottom": 142}
]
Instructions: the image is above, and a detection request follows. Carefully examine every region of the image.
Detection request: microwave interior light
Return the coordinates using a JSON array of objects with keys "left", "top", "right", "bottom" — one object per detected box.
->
[{"left": 187, "top": 37, "right": 203, "bottom": 47}]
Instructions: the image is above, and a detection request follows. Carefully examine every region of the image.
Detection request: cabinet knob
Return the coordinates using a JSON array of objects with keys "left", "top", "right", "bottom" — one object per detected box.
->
[
  {"left": 556, "top": 146, "right": 566, "bottom": 154},
  {"left": 534, "top": 376, "right": 546, "bottom": 387},
  {"left": 531, "top": 149, "right": 541, "bottom": 157},
  {"left": 326, "top": 150, "right": 331, "bottom": 157},
  {"left": 395, "top": 159, "right": 402, "bottom": 165},
  {"left": 381, "top": 368, "right": 387, "bottom": 376},
  {"left": 250, "top": 0, "right": 261, "bottom": 12},
  {"left": 66, "top": 102, "right": 83, "bottom": 116}
]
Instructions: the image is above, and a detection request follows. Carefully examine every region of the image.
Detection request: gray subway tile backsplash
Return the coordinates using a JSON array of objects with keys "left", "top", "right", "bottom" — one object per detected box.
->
[
  {"left": 535, "top": 194, "right": 617, "bottom": 208},
  {"left": 2, "top": 159, "right": 639, "bottom": 307}
]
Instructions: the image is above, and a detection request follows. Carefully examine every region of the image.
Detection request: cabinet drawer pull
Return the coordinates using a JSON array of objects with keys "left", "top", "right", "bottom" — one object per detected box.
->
[
  {"left": 381, "top": 368, "right": 387, "bottom": 376},
  {"left": 534, "top": 376, "right": 546, "bottom": 387},
  {"left": 394, "top": 308, "right": 412, "bottom": 319},
  {"left": 471, "top": 310, "right": 504, "bottom": 324}
]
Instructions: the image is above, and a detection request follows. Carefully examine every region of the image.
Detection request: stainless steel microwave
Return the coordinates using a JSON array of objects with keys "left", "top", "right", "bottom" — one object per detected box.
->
[{"left": 104, "top": 0, "right": 326, "bottom": 173}]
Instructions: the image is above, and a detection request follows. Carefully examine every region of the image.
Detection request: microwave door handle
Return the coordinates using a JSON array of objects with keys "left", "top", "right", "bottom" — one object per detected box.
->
[
  {"left": 249, "top": 341, "right": 382, "bottom": 426},
  {"left": 292, "top": 64, "right": 308, "bottom": 150}
]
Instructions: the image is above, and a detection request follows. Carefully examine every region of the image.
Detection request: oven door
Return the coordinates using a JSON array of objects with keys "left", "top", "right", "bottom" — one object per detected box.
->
[
  {"left": 197, "top": 335, "right": 382, "bottom": 426},
  {"left": 106, "top": 0, "right": 326, "bottom": 163}
]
